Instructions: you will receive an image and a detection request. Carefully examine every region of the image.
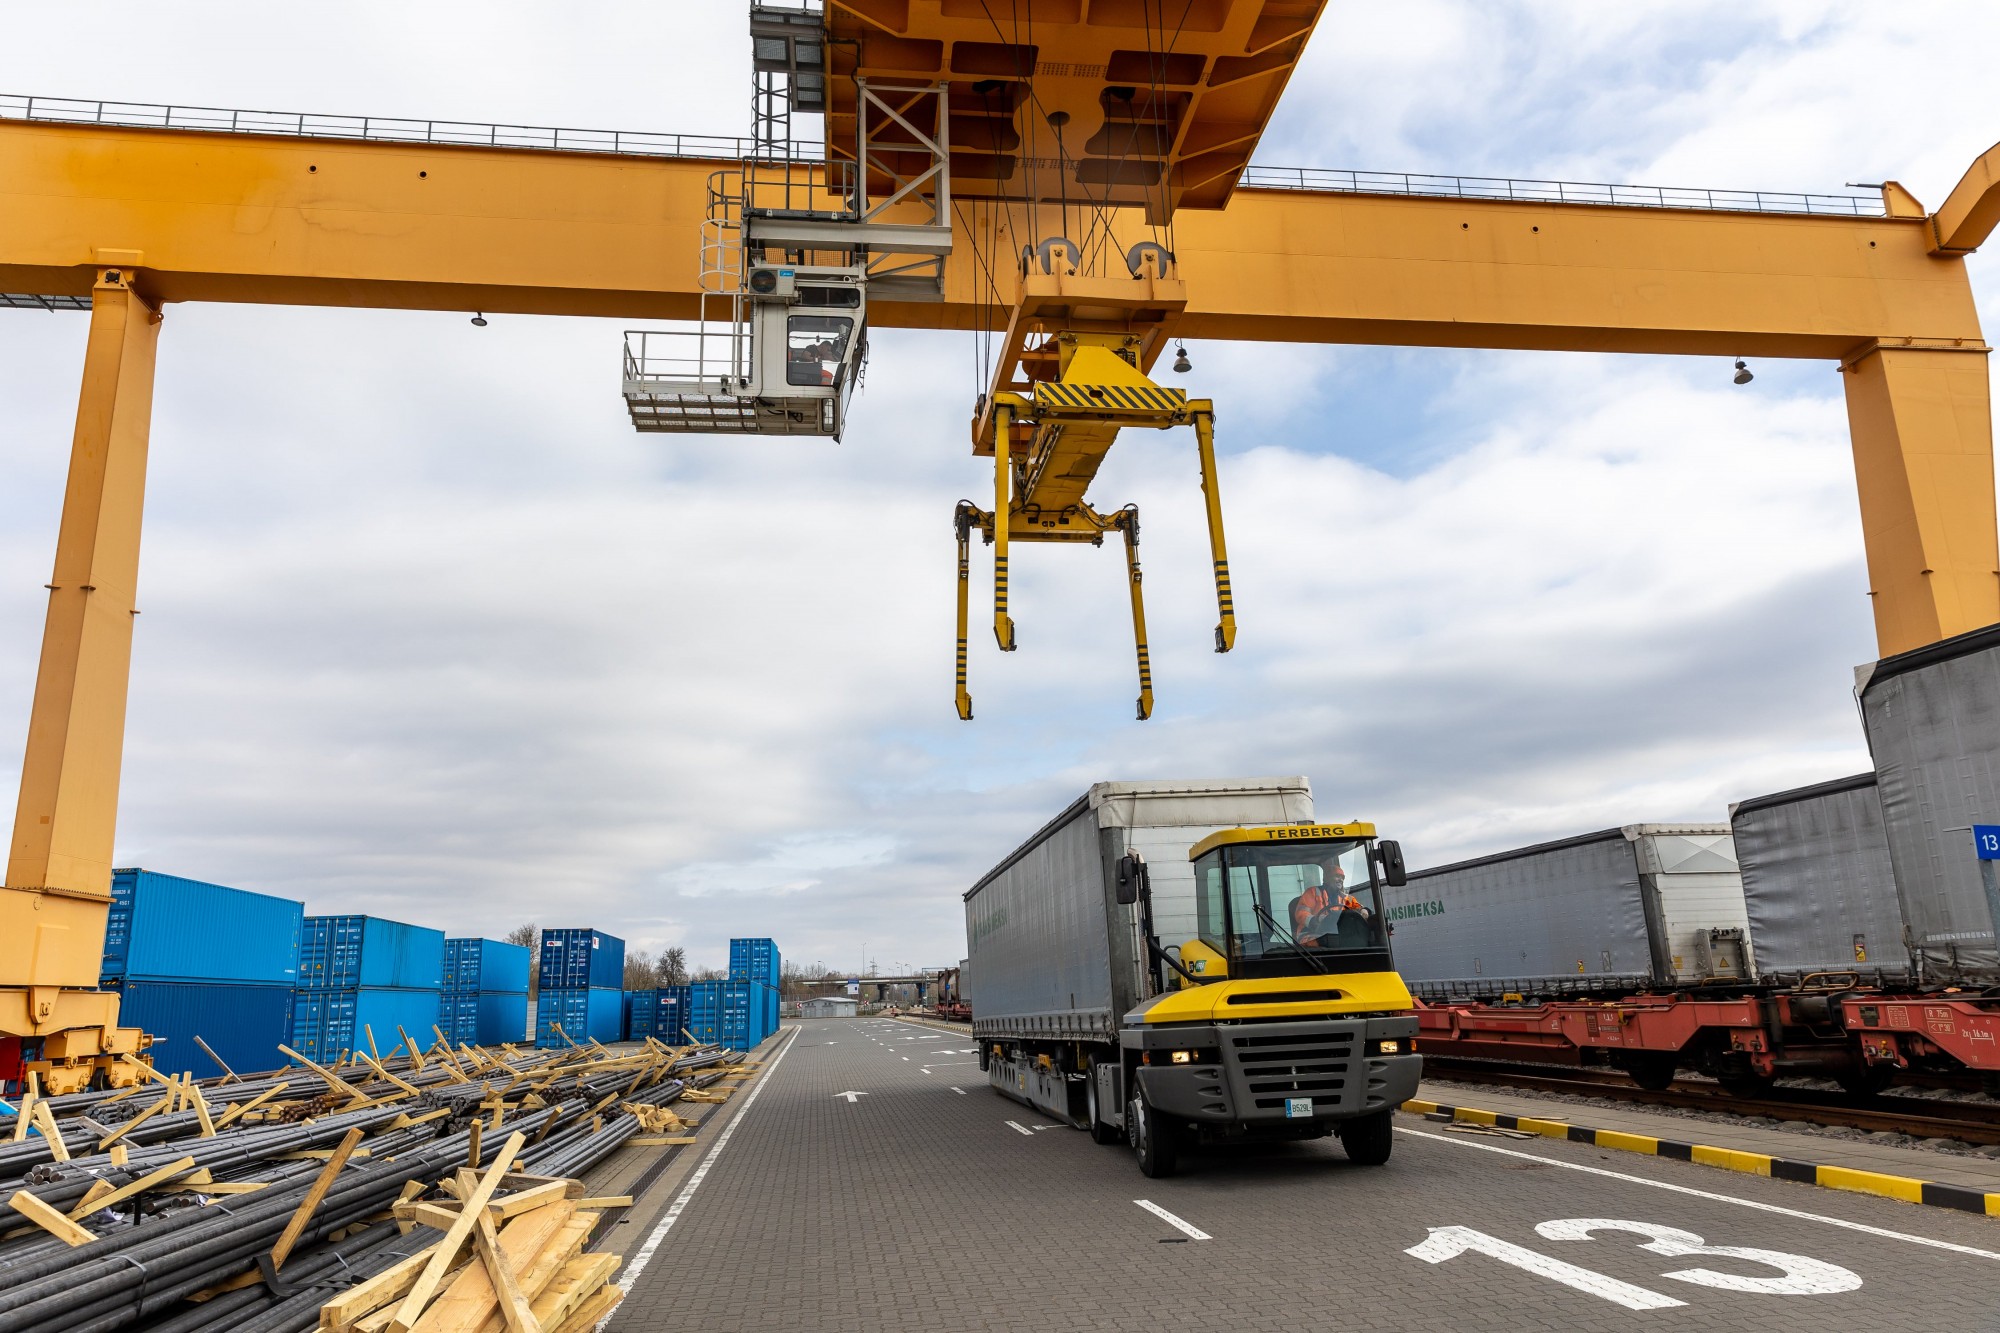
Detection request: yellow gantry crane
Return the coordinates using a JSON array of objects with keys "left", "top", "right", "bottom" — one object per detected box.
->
[{"left": 0, "top": 1, "right": 1997, "bottom": 1090}]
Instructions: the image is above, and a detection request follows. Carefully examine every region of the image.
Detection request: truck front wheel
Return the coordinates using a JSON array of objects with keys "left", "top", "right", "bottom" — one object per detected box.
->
[
  {"left": 1337, "top": 1109, "right": 1395, "bottom": 1166},
  {"left": 1128, "top": 1088, "right": 1179, "bottom": 1177}
]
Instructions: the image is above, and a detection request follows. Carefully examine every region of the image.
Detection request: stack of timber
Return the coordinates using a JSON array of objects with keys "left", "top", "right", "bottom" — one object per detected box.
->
[{"left": 0, "top": 1035, "right": 744, "bottom": 1331}]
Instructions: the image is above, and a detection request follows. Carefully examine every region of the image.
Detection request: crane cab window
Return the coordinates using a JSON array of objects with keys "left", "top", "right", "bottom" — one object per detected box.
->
[
  {"left": 786, "top": 314, "right": 854, "bottom": 386},
  {"left": 1193, "top": 840, "right": 1388, "bottom": 977}
]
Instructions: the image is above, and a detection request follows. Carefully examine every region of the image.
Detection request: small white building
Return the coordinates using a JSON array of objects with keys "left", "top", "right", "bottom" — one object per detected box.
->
[{"left": 800, "top": 997, "right": 859, "bottom": 1018}]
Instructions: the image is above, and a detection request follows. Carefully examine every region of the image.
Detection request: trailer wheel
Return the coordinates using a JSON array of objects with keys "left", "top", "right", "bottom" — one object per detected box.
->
[
  {"left": 1086, "top": 1064, "right": 1121, "bottom": 1144},
  {"left": 1337, "top": 1109, "right": 1394, "bottom": 1165},
  {"left": 1128, "top": 1088, "right": 1178, "bottom": 1177}
]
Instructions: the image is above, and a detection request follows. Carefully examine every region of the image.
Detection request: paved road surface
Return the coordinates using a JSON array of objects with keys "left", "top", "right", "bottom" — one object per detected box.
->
[{"left": 607, "top": 1019, "right": 2000, "bottom": 1331}]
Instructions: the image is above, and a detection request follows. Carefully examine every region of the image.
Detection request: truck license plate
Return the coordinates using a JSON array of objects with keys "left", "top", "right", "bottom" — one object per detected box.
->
[{"left": 1285, "top": 1097, "right": 1311, "bottom": 1119}]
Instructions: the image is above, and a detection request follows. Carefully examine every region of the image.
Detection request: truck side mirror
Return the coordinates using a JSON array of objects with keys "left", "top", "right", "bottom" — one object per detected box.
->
[
  {"left": 1115, "top": 852, "right": 1149, "bottom": 905},
  {"left": 1377, "top": 839, "right": 1408, "bottom": 887}
]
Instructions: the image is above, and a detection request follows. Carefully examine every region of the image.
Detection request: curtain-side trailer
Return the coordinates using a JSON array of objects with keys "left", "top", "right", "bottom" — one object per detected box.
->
[{"left": 963, "top": 778, "right": 1422, "bottom": 1177}]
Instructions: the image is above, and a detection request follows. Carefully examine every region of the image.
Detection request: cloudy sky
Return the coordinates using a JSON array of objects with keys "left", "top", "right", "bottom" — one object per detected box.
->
[{"left": 2, "top": 2, "right": 1995, "bottom": 977}]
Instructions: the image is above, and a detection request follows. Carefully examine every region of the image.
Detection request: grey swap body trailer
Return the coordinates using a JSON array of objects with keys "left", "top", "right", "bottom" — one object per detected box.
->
[
  {"left": 1860, "top": 622, "right": 2000, "bottom": 982},
  {"left": 1388, "top": 825, "right": 1749, "bottom": 1001},
  {"left": 1729, "top": 773, "right": 1909, "bottom": 985},
  {"left": 964, "top": 778, "right": 1423, "bottom": 1177}
]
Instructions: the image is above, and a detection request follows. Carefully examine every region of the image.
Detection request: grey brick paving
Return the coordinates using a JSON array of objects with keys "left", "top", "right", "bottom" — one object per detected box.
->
[{"left": 607, "top": 1018, "right": 2000, "bottom": 1332}]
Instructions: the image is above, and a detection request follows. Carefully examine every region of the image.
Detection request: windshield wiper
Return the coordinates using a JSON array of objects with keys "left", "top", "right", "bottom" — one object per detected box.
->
[{"left": 1252, "top": 902, "right": 1328, "bottom": 974}]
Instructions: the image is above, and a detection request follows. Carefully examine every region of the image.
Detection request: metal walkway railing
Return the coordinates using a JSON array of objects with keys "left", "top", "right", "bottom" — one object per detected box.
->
[
  {"left": 1235, "top": 164, "right": 1886, "bottom": 217},
  {"left": 1, "top": 92, "right": 1888, "bottom": 219}
]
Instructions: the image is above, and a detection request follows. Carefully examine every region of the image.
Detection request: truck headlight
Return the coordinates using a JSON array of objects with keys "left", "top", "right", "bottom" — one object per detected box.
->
[
  {"left": 1371, "top": 1039, "right": 1401, "bottom": 1055},
  {"left": 1170, "top": 1050, "right": 1192, "bottom": 1064}
]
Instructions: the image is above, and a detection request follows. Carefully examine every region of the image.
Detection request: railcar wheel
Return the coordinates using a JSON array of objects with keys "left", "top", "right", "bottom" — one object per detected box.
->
[
  {"left": 1338, "top": 1109, "right": 1395, "bottom": 1165},
  {"left": 1625, "top": 1057, "right": 1677, "bottom": 1091},
  {"left": 1717, "top": 1072, "right": 1776, "bottom": 1098},
  {"left": 1834, "top": 1064, "right": 1896, "bottom": 1096}
]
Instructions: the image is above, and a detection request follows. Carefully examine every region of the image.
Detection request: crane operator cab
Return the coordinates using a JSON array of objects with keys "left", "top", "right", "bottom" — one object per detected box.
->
[{"left": 622, "top": 266, "right": 868, "bottom": 440}]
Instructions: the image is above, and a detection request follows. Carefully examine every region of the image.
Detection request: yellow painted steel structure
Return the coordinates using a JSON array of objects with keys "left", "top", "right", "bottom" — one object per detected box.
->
[{"left": 0, "top": 65, "right": 1996, "bottom": 1079}]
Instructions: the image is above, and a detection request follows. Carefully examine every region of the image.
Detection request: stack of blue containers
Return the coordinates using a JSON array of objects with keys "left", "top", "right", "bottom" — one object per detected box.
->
[
  {"left": 622, "top": 986, "right": 690, "bottom": 1042},
  {"left": 292, "top": 916, "right": 444, "bottom": 1062},
  {"left": 534, "top": 928, "right": 624, "bottom": 1047},
  {"left": 686, "top": 938, "right": 781, "bottom": 1049},
  {"left": 443, "top": 939, "right": 531, "bottom": 1046},
  {"left": 101, "top": 869, "right": 303, "bottom": 1079}
]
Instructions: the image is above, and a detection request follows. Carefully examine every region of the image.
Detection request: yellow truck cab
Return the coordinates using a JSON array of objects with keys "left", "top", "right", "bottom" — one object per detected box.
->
[
  {"left": 1115, "top": 823, "right": 1423, "bottom": 1175},
  {"left": 964, "top": 780, "right": 1423, "bottom": 1179}
]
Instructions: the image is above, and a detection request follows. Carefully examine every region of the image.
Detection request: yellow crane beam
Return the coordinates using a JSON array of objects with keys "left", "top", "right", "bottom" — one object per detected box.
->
[{"left": 0, "top": 120, "right": 1982, "bottom": 353}]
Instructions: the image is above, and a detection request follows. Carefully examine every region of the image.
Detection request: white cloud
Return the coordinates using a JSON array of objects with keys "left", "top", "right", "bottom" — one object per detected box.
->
[{"left": 0, "top": 3, "right": 1990, "bottom": 972}]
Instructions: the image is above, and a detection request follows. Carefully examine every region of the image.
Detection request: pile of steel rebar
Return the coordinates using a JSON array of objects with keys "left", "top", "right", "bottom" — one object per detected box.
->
[{"left": 0, "top": 1035, "right": 745, "bottom": 1331}]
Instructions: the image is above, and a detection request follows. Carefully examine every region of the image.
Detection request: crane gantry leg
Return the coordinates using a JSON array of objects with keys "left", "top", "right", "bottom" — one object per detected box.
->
[
  {"left": 1112, "top": 506, "right": 1154, "bottom": 721},
  {"left": 1193, "top": 410, "right": 1237, "bottom": 654},
  {"left": 3, "top": 266, "right": 155, "bottom": 1091}
]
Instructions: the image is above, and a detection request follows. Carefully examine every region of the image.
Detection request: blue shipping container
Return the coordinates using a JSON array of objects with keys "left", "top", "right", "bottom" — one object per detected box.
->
[
  {"left": 623, "top": 989, "right": 657, "bottom": 1040},
  {"left": 290, "top": 988, "right": 441, "bottom": 1064},
  {"left": 299, "top": 917, "right": 445, "bottom": 991},
  {"left": 103, "top": 869, "right": 304, "bottom": 986},
  {"left": 443, "top": 939, "right": 531, "bottom": 995},
  {"left": 688, "top": 981, "right": 722, "bottom": 1045},
  {"left": 536, "top": 929, "right": 625, "bottom": 991},
  {"left": 654, "top": 988, "right": 689, "bottom": 1043},
  {"left": 535, "top": 987, "right": 622, "bottom": 1047},
  {"left": 442, "top": 991, "right": 530, "bottom": 1046},
  {"left": 728, "top": 938, "right": 780, "bottom": 984},
  {"left": 113, "top": 980, "right": 294, "bottom": 1079},
  {"left": 719, "top": 980, "right": 778, "bottom": 1049}
]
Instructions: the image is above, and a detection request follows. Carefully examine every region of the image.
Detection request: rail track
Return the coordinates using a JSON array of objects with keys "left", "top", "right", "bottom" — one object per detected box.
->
[{"left": 1423, "top": 1057, "right": 2000, "bottom": 1147}]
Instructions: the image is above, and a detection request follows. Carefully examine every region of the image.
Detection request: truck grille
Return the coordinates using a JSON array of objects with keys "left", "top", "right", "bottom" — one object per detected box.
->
[{"left": 1230, "top": 1030, "right": 1355, "bottom": 1109}]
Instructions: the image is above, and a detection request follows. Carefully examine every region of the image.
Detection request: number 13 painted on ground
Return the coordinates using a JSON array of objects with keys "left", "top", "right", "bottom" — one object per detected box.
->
[{"left": 1407, "top": 1218, "right": 1861, "bottom": 1310}]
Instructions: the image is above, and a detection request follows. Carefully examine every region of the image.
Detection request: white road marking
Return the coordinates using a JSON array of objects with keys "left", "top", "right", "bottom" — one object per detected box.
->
[
  {"left": 605, "top": 1027, "right": 799, "bottom": 1326},
  {"left": 1407, "top": 1226, "right": 1682, "bottom": 1310},
  {"left": 833, "top": 1091, "right": 868, "bottom": 1103},
  {"left": 1006, "top": 1120, "right": 1035, "bottom": 1136},
  {"left": 1399, "top": 1128, "right": 2000, "bottom": 1261},
  {"left": 950, "top": 1086, "right": 966, "bottom": 1095},
  {"left": 1134, "top": 1199, "right": 1212, "bottom": 1241}
]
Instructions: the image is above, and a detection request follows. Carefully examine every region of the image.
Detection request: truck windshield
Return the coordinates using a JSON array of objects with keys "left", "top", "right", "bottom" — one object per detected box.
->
[{"left": 1195, "top": 840, "right": 1385, "bottom": 969}]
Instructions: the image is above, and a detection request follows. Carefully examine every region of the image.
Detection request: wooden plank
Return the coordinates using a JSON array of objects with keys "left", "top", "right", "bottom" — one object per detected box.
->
[
  {"left": 519, "top": 1254, "right": 618, "bottom": 1332},
  {"left": 394, "top": 1201, "right": 467, "bottom": 1232},
  {"left": 367, "top": 1023, "right": 382, "bottom": 1064},
  {"left": 573, "top": 1196, "right": 632, "bottom": 1209},
  {"left": 474, "top": 1211, "right": 543, "bottom": 1333},
  {"left": 213, "top": 1079, "right": 290, "bottom": 1129},
  {"left": 277, "top": 1045, "right": 370, "bottom": 1103},
  {"left": 407, "top": 1194, "right": 572, "bottom": 1333},
  {"left": 33, "top": 1100, "right": 70, "bottom": 1161},
  {"left": 360, "top": 1053, "right": 424, "bottom": 1098},
  {"left": 469, "top": 1119, "right": 483, "bottom": 1171},
  {"left": 397, "top": 1026, "right": 427, "bottom": 1072},
  {"left": 190, "top": 1081, "right": 218, "bottom": 1138},
  {"left": 109, "top": 1143, "right": 128, "bottom": 1166},
  {"left": 271, "top": 1126, "right": 365, "bottom": 1270},
  {"left": 318, "top": 1247, "right": 436, "bottom": 1330},
  {"left": 71, "top": 1155, "right": 198, "bottom": 1221},
  {"left": 66, "top": 1179, "right": 116, "bottom": 1217},
  {"left": 549, "top": 1283, "right": 621, "bottom": 1333},
  {"left": 7, "top": 1188, "right": 97, "bottom": 1246},
  {"left": 193, "top": 1181, "right": 269, "bottom": 1195},
  {"left": 487, "top": 1180, "right": 568, "bottom": 1220},
  {"left": 95, "top": 1088, "right": 173, "bottom": 1149},
  {"left": 630, "top": 1136, "right": 698, "bottom": 1147},
  {"left": 389, "top": 1132, "right": 525, "bottom": 1333}
]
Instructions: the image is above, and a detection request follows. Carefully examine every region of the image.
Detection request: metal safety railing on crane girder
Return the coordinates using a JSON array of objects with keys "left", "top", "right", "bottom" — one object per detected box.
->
[
  {"left": 1235, "top": 164, "right": 1888, "bottom": 217},
  {"left": 2, "top": 92, "right": 1888, "bottom": 220},
  {"left": 0, "top": 92, "right": 825, "bottom": 163}
]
